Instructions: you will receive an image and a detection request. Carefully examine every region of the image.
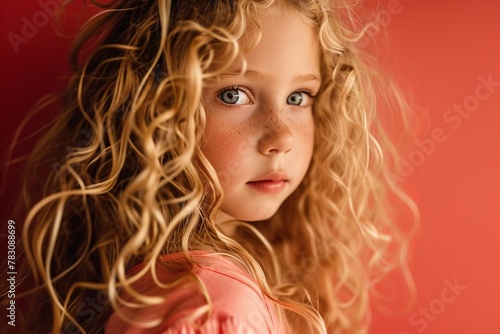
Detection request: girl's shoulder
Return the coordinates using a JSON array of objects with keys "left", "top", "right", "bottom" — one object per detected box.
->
[{"left": 105, "top": 251, "right": 283, "bottom": 334}]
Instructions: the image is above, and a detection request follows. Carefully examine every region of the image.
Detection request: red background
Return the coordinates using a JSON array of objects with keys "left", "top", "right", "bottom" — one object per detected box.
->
[{"left": 1, "top": 1, "right": 499, "bottom": 333}]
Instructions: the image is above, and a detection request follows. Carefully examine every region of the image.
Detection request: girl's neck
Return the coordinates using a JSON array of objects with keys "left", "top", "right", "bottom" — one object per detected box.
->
[{"left": 215, "top": 210, "right": 239, "bottom": 236}]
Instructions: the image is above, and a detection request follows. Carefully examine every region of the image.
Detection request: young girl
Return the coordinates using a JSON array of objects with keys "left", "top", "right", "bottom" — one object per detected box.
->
[{"left": 13, "top": 0, "right": 416, "bottom": 333}]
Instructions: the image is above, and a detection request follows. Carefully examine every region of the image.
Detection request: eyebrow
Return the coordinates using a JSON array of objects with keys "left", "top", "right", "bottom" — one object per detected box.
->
[{"left": 215, "top": 69, "right": 321, "bottom": 83}]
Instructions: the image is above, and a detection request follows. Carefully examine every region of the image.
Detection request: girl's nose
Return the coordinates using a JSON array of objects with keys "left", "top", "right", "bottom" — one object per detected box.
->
[{"left": 257, "top": 107, "right": 295, "bottom": 155}]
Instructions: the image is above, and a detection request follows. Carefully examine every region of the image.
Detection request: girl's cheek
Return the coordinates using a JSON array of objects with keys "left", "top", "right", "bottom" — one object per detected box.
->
[
  {"left": 203, "top": 118, "right": 251, "bottom": 161},
  {"left": 291, "top": 112, "right": 315, "bottom": 139},
  {"left": 296, "top": 116, "right": 315, "bottom": 157}
]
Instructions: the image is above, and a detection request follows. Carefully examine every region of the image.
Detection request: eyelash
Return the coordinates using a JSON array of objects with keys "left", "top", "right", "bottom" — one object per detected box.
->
[{"left": 297, "top": 90, "right": 315, "bottom": 98}]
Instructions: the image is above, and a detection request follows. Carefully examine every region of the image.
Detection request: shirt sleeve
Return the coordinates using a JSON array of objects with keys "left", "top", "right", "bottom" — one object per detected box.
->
[
  {"left": 105, "top": 311, "right": 258, "bottom": 334},
  {"left": 104, "top": 253, "right": 280, "bottom": 334},
  {"left": 160, "top": 313, "right": 257, "bottom": 334}
]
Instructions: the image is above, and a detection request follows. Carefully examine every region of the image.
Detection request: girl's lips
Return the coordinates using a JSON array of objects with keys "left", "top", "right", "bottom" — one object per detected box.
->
[{"left": 246, "top": 180, "right": 287, "bottom": 194}]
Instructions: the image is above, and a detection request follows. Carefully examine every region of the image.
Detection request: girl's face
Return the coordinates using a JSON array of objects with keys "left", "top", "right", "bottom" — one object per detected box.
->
[{"left": 202, "top": 9, "right": 320, "bottom": 222}]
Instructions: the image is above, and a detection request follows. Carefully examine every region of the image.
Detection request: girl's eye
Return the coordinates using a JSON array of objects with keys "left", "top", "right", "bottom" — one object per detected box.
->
[
  {"left": 218, "top": 88, "right": 251, "bottom": 105},
  {"left": 287, "top": 92, "right": 312, "bottom": 106}
]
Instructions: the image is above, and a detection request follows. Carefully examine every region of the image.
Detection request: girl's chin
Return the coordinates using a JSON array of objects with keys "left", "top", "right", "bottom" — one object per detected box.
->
[{"left": 217, "top": 207, "right": 279, "bottom": 224}]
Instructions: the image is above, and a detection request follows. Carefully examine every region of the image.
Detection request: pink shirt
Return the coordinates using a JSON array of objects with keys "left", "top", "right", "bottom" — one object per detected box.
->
[{"left": 105, "top": 251, "right": 285, "bottom": 333}]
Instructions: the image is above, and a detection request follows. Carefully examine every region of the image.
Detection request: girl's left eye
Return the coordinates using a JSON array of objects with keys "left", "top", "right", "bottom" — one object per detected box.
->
[{"left": 287, "top": 92, "right": 312, "bottom": 106}]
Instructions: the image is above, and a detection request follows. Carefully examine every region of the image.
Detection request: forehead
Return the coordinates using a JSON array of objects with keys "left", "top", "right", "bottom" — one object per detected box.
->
[{"left": 235, "top": 8, "right": 321, "bottom": 79}]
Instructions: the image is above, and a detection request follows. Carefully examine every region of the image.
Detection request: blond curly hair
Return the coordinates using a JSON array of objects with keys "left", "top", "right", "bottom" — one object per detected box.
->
[{"left": 9, "top": 0, "right": 417, "bottom": 333}]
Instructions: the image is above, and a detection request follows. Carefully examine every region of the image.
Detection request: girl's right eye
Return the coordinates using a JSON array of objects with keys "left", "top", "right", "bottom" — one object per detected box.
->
[{"left": 218, "top": 88, "right": 251, "bottom": 105}]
